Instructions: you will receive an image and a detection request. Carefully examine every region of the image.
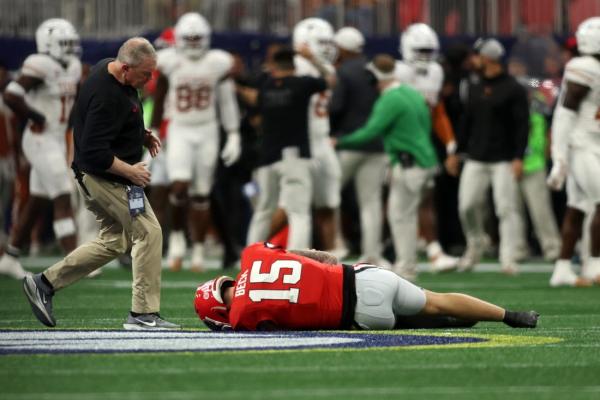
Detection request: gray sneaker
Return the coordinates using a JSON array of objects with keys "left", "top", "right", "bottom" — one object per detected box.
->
[
  {"left": 123, "top": 312, "right": 181, "bottom": 330},
  {"left": 23, "top": 273, "right": 56, "bottom": 327}
]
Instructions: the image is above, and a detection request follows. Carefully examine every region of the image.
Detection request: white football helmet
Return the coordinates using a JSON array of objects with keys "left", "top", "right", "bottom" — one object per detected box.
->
[
  {"left": 400, "top": 23, "right": 440, "bottom": 69},
  {"left": 35, "top": 18, "right": 80, "bottom": 63},
  {"left": 334, "top": 27, "right": 365, "bottom": 53},
  {"left": 175, "top": 12, "right": 211, "bottom": 59},
  {"left": 293, "top": 18, "right": 337, "bottom": 64},
  {"left": 576, "top": 17, "right": 600, "bottom": 55}
]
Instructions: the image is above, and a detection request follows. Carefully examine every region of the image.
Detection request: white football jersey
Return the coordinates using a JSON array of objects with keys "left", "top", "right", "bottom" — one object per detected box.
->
[
  {"left": 21, "top": 54, "right": 81, "bottom": 137},
  {"left": 394, "top": 60, "right": 443, "bottom": 106},
  {"left": 294, "top": 55, "right": 335, "bottom": 141},
  {"left": 158, "top": 47, "right": 233, "bottom": 126},
  {"left": 562, "top": 56, "right": 600, "bottom": 153}
]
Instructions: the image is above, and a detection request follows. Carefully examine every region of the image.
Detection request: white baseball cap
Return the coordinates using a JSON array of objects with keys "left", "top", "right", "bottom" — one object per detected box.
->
[{"left": 334, "top": 27, "right": 365, "bottom": 52}]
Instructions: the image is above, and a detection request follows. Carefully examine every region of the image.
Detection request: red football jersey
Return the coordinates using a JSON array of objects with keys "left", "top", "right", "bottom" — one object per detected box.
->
[{"left": 229, "top": 242, "right": 345, "bottom": 330}]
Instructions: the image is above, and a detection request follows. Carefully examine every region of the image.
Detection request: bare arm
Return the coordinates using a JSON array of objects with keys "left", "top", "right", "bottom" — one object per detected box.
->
[
  {"left": 288, "top": 249, "right": 339, "bottom": 265},
  {"left": 563, "top": 81, "right": 590, "bottom": 111},
  {"left": 236, "top": 84, "right": 258, "bottom": 106},
  {"left": 3, "top": 75, "right": 45, "bottom": 130},
  {"left": 149, "top": 72, "right": 168, "bottom": 130},
  {"left": 107, "top": 157, "right": 151, "bottom": 187}
]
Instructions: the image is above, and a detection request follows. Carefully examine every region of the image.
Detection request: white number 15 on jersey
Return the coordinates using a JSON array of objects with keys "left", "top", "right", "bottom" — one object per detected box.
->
[{"left": 248, "top": 260, "right": 302, "bottom": 303}]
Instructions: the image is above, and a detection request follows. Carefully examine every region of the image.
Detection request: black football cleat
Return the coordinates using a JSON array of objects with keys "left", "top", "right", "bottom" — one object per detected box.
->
[{"left": 503, "top": 310, "right": 540, "bottom": 328}]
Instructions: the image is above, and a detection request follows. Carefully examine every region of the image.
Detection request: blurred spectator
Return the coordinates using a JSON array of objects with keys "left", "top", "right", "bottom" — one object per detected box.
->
[
  {"left": 514, "top": 83, "right": 561, "bottom": 260},
  {"left": 395, "top": 23, "right": 460, "bottom": 272},
  {"left": 335, "top": 54, "right": 439, "bottom": 281},
  {"left": 457, "top": 39, "right": 530, "bottom": 275},
  {"left": 330, "top": 27, "right": 388, "bottom": 266},
  {"left": 243, "top": 45, "right": 332, "bottom": 250}
]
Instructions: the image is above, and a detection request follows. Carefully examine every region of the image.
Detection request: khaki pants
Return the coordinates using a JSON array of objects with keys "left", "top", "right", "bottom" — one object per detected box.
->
[{"left": 44, "top": 173, "right": 163, "bottom": 313}]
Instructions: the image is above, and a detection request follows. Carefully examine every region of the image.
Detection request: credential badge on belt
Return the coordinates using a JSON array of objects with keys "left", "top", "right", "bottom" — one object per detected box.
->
[{"left": 127, "top": 185, "right": 146, "bottom": 217}]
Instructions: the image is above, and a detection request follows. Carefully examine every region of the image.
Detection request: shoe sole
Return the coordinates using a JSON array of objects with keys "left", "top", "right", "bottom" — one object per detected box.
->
[
  {"left": 122, "top": 323, "right": 179, "bottom": 331},
  {"left": 23, "top": 276, "right": 56, "bottom": 327}
]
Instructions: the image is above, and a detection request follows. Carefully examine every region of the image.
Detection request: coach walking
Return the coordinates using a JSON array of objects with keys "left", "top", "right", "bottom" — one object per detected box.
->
[{"left": 23, "top": 37, "right": 180, "bottom": 330}]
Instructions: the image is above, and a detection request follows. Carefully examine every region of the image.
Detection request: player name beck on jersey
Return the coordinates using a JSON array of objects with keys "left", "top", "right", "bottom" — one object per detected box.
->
[{"left": 0, "top": 330, "right": 560, "bottom": 355}]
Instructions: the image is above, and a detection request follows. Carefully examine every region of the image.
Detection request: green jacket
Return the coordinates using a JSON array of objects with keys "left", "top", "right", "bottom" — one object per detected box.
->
[
  {"left": 523, "top": 111, "right": 547, "bottom": 174},
  {"left": 336, "top": 83, "right": 438, "bottom": 168}
]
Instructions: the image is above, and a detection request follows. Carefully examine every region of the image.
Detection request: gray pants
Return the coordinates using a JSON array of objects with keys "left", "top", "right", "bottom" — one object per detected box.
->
[
  {"left": 246, "top": 157, "right": 313, "bottom": 249},
  {"left": 354, "top": 267, "right": 426, "bottom": 329},
  {"left": 44, "top": 174, "right": 163, "bottom": 314},
  {"left": 387, "top": 164, "right": 434, "bottom": 269},
  {"left": 339, "top": 150, "right": 388, "bottom": 261},
  {"left": 459, "top": 160, "right": 520, "bottom": 265},
  {"left": 515, "top": 170, "right": 561, "bottom": 258}
]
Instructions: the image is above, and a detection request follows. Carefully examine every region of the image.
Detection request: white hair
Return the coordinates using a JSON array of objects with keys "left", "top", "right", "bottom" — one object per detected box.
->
[{"left": 117, "top": 37, "right": 156, "bottom": 66}]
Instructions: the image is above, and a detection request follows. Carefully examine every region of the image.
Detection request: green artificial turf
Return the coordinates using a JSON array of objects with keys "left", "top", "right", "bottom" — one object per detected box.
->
[{"left": 1, "top": 262, "right": 599, "bottom": 400}]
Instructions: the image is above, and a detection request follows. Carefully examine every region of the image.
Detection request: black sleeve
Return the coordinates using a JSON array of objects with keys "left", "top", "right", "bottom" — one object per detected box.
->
[
  {"left": 456, "top": 81, "right": 472, "bottom": 154},
  {"left": 80, "top": 93, "right": 120, "bottom": 170},
  {"left": 511, "top": 83, "right": 530, "bottom": 159},
  {"left": 302, "top": 76, "right": 327, "bottom": 96}
]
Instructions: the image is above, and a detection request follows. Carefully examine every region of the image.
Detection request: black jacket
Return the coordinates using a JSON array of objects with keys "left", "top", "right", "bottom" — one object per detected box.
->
[
  {"left": 329, "top": 56, "right": 382, "bottom": 152},
  {"left": 458, "top": 72, "right": 529, "bottom": 162}
]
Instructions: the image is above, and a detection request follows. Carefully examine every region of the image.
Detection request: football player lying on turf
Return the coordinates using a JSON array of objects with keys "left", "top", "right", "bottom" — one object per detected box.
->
[{"left": 194, "top": 242, "right": 539, "bottom": 331}]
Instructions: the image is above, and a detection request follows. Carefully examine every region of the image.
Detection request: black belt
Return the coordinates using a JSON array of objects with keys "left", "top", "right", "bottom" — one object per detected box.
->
[
  {"left": 71, "top": 164, "right": 91, "bottom": 197},
  {"left": 397, "top": 151, "right": 415, "bottom": 168}
]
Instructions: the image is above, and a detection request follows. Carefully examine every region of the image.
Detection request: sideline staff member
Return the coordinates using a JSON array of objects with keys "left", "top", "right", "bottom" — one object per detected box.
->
[
  {"left": 241, "top": 46, "right": 332, "bottom": 250},
  {"left": 23, "top": 37, "right": 180, "bottom": 330}
]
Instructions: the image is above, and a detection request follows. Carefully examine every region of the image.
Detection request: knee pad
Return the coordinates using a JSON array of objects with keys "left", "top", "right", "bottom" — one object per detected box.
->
[
  {"left": 190, "top": 196, "right": 210, "bottom": 211},
  {"left": 53, "top": 218, "right": 76, "bottom": 239}
]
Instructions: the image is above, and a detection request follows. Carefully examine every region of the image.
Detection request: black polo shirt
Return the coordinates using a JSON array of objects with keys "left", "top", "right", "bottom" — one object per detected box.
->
[
  {"left": 72, "top": 58, "right": 145, "bottom": 185},
  {"left": 257, "top": 75, "right": 326, "bottom": 167}
]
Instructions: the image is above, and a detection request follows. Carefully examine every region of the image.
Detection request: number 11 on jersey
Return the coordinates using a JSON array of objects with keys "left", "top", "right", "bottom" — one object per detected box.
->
[{"left": 248, "top": 259, "right": 302, "bottom": 303}]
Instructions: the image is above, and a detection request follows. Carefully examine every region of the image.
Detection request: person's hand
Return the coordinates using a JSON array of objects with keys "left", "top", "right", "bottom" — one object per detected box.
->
[
  {"left": 221, "top": 132, "right": 241, "bottom": 167},
  {"left": 297, "top": 43, "right": 314, "bottom": 61},
  {"left": 547, "top": 160, "right": 567, "bottom": 191},
  {"left": 129, "top": 161, "right": 151, "bottom": 187},
  {"left": 330, "top": 137, "right": 338, "bottom": 148},
  {"left": 444, "top": 154, "right": 460, "bottom": 177},
  {"left": 144, "top": 129, "right": 161, "bottom": 158},
  {"left": 203, "top": 317, "right": 232, "bottom": 332},
  {"left": 512, "top": 159, "right": 523, "bottom": 180}
]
